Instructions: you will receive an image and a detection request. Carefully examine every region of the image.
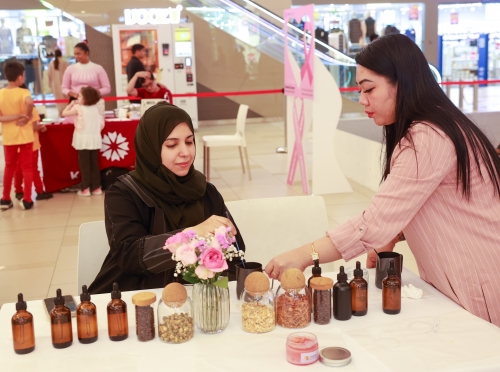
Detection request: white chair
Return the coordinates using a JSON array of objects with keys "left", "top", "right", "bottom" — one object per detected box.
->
[
  {"left": 226, "top": 196, "right": 334, "bottom": 274},
  {"left": 77, "top": 221, "right": 109, "bottom": 291},
  {"left": 203, "top": 104, "right": 251, "bottom": 182}
]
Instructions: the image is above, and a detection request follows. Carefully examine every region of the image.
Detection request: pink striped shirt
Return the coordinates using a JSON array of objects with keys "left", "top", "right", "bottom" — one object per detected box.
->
[
  {"left": 328, "top": 123, "right": 500, "bottom": 327},
  {"left": 61, "top": 61, "right": 111, "bottom": 97}
]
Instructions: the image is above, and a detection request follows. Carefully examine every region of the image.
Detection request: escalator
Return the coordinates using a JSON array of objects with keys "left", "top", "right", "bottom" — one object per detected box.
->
[{"left": 172, "top": 0, "right": 440, "bottom": 118}]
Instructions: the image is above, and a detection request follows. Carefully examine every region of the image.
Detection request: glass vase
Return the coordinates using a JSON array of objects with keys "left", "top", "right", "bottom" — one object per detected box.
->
[{"left": 193, "top": 283, "right": 230, "bottom": 334}]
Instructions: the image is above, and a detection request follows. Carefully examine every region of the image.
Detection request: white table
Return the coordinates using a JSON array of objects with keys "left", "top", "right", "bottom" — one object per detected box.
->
[{"left": 1, "top": 269, "right": 500, "bottom": 371}]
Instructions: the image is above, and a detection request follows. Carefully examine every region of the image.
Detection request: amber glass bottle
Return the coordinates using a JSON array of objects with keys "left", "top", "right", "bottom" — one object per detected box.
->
[
  {"left": 350, "top": 261, "right": 368, "bottom": 316},
  {"left": 107, "top": 282, "right": 128, "bottom": 341},
  {"left": 50, "top": 289, "right": 73, "bottom": 349},
  {"left": 77, "top": 285, "right": 98, "bottom": 344},
  {"left": 382, "top": 260, "right": 401, "bottom": 314},
  {"left": 11, "top": 293, "right": 35, "bottom": 354},
  {"left": 333, "top": 266, "right": 352, "bottom": 321}
]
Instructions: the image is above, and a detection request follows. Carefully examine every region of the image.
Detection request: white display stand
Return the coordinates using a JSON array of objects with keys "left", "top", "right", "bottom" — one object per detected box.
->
[
  {"left": 286, "top": 52, "right": 352, "bottom": 195},
  {"left": 111, "top": 24, "right": 198, "bottom": 128}
]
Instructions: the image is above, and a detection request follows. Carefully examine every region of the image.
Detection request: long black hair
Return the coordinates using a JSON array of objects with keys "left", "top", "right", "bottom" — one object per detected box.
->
[
  {"left": 54, "top": 49, "right": 62, "bottom": 70},
  {"left": 355, "top": 34, "right": 500, "bottom": 199}
]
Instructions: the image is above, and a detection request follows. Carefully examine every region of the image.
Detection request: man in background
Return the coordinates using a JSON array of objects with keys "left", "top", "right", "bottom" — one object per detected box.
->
[
  {"left": 126, "top": 71, "right": 171, "bottom": 102},
  {"left": 126, "top": 44, "right": 146, "bottom": 103}
]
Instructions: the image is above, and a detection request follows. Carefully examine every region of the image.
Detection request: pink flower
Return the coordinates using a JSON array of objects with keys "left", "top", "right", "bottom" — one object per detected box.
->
[
  {"left": 195, "top": 265, "right": 216, "bottom": 280},
  {"left": 200, "top": 248, "right": 228, "bottom": 273},
  {"left": 164, "top": 230, "right": 196, "bottom": 253},
  {"left": 175, "top": 243, "right": 198, "bottom": 266}
]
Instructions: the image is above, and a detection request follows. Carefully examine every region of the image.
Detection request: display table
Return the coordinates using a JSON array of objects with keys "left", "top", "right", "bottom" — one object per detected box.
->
[
  {"left": 38, "top": 118, "right": 140, "bottom": 192},
  {"left": 1, "top": 269, "right": 500, "bottom": 371}
]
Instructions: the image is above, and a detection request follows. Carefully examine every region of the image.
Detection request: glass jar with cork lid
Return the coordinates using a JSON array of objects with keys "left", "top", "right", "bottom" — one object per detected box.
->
[
  {"left": 276, "top": 268, "right": 311, "bottom": 328},
  {"left": 131, "top": 292, "right": 156, "bottom": 342},
  {"left": 157, "top": 283, "right": 194, "bottom": 343},
  {"left": 310, "top": 277, "right": 333, "bottom": 325},
  {"left": 241, "top": 271, "right": 275, "bottom": 333}
]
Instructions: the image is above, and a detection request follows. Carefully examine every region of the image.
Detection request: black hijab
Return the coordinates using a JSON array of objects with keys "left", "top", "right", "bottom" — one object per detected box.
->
[{"left": 130, "top": 103, "right": 207, "bottom": 230}]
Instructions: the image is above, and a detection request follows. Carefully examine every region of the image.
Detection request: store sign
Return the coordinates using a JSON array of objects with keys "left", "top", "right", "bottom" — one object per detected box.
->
[
  {"left": 451, "top": 12, "right": 459, "bottom": 25},
  {"left": 409, "top": 5, "right": 419, "bottom": 21},
  {"left": 124, "top": 8, "right": 181, "bottom": 25}
]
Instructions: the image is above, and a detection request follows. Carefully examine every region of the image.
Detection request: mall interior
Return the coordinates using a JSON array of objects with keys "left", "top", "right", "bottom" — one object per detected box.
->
[{"left": 0, "top": 0, "right": 500, "bottom": 368}]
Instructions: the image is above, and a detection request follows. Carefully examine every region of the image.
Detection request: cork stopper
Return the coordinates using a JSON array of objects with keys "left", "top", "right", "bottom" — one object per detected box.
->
[
  {"left": 162, "top": 283, "right": 188, "bottom": 305},
  {"left": 280, "top": 268, "right": 306, "bottom": 289},
  {"left": 309, "top": 277, "right": 334, "bottom": 290},
  {"left": 244, "top": 272, "right": 270, "bottom": 294},
  {"left": 131, "top": 292, "right": 156, "bottom": 307}
]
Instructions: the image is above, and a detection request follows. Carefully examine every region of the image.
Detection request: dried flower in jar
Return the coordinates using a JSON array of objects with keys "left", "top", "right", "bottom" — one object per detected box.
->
[
  {"left": 276, "top": 292, "right": 310, "bottom": 328},
  {"left": 242, "top": 303, "right": 275, "bottom": 333},
  {"left": 158, "top": 313, "right": 194, "bottom": 343}
]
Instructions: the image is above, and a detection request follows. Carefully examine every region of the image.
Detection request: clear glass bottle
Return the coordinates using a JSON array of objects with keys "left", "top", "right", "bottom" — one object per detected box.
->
[
  {"left": 383, "top": 260, "right": 401, "bottom": 314},
  {"left": 276, "top": 268, "right": 311, "bottom": 328},
  {"left": 76, "top": 285, "right": 98, "bottom": 344},
  {"left": 50, "top": 289, "right": 73, "bottom": 349},
  {"left": 192, "top": 283, "right": 230, "bottom": 334},
  {"left": 132, "top": 292, "right": 156, "bottom": 342},
  {"left": 241, "top": 271, "right": 275, "bottom": 333},
  {"left": 107, "top": 282, "right": 128, "bottom": 341},
  {"left": 11, "top": 293, "right": 35, "bottom": 354},
  {"left": 310, "top": 277, "right": 333, "bottom": 325},
  {"left": 158, "top": 283, "right": 194, "bottom": 343},
  {"left": 350, "top": 261, "right": 368, "bottom": 316}
]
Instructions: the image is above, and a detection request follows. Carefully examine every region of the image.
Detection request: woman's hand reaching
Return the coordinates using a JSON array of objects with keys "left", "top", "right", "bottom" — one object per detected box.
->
[
  {"left": 366, "top": 234, "right": 401, "bottom": 268},
  {"left": 186, "top": 215, "right": 237, "bottom": 237}
]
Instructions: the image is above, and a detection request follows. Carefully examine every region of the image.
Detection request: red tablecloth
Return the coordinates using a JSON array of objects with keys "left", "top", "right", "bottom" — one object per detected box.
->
[{"left": 39, "top": 119, "right": 140, "bottom": 192}]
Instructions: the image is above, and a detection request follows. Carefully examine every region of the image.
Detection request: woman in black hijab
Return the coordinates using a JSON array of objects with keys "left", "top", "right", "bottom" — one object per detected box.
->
[{"left": 89, "top": 103, "right": 245, "bottom": 294}]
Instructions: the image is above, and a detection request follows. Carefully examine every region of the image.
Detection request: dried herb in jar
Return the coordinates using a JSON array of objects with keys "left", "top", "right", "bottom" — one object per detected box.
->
[
  {"left": 242, "top": 302, "right": 275, "bottom": 333},
  {"left": 132, "top": 292, "right": 156, "bottom": 342},
  {"left": 310, "top": 277, "right": 333, "bottom": 325},
  {"left": 276, "top": 291, "right": 310, "bottom": 328},
  {"left": 276, "top": 269, "right": 311, "bottom": 328},
  {"left": 158, "top": 313, "right": 194, "bottom": 343}
]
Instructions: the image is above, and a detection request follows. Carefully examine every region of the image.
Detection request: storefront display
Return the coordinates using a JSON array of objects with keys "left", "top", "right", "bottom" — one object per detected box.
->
[
  {"left": 0, "top": 8, "right": 85, "bottom": 97},
  {"left": 312, "top": 3, "right": 425, "bottom": 57},
  {"left": 438, "top": 2, "right": 500, "bottom": 81}
]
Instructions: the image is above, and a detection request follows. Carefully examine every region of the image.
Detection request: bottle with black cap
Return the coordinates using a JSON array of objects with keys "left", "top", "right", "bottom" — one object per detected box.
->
[
  {"left": 11, "top": 293, "right": 35, "bottom": 354},
  {"left": 107, "top": 282, "right": 128, "bottom": 341},
  {"left": 76, "top": 285, "right": 98, "bottom": 344},
  {"left": 382, "top": 260, "right": 401, "bottom": 314},
  {"left": 50, "top": 288, "right": 73, "bottom": 348},
  {"left": 307, "top": 260, "right": 322, "bottom": 312},
  {"left": 333, "top": 266, "right": 352, "bottom": 321},
  {"left": 350, "top": 261, "right": 368, "bottom": 316}
]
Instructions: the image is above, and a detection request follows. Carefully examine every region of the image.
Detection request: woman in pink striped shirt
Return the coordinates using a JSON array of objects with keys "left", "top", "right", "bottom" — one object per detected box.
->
[
  {"left": 266, "top": 34, "right": 500, "bottom": 327},
  {"left": 61, "top": 42, "right": 111, "bottom": 101}
]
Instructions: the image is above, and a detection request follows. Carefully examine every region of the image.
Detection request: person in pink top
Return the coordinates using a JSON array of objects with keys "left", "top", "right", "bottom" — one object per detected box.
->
[
  {"left": 266, "top": 34, "right": 500, "bottom": 327},
  {"left": 61, "top": 42, "right": 110, "bottom": 101}
]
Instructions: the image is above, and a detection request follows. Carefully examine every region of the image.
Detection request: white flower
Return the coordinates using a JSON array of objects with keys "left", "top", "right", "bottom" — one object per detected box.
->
[{"left": 101, "top": 132, "right": 130, "bottom": 161}]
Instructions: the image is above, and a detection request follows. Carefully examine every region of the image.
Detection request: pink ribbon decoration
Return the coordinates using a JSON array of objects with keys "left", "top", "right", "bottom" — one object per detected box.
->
[
  {"left": 300, "top": 33, "right": 314, "bottom": 86},
  {"left": 287, "top": 97, "right": 309, "bottom": 194}
]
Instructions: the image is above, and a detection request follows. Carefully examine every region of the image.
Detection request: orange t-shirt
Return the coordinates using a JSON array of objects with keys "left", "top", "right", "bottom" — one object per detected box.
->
[{"left": 0, "top": 87, "right": 34, "bottom": 145}]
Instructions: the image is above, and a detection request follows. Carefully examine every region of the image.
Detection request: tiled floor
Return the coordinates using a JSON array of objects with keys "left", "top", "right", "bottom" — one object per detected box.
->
[{"left": 0, "top": 120, "right": 418, "bottom": 308}]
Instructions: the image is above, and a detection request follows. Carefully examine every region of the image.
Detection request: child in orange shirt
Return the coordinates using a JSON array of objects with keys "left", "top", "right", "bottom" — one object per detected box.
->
[{"left": 0, "top": 62, "right": 35, "bottom": 210}]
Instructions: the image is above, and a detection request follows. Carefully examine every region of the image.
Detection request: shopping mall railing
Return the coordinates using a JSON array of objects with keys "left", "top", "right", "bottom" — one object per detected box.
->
[{"left": 442, "top": 79, "right": 500, "bottom": 111}]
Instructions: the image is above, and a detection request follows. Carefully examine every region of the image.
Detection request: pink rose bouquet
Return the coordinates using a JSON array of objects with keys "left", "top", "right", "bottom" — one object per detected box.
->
[{"left": 164, "top": 226, "right": 244, "bottom": 285}]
